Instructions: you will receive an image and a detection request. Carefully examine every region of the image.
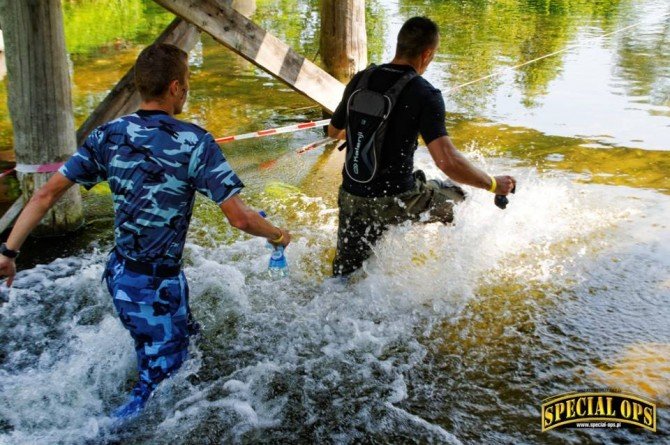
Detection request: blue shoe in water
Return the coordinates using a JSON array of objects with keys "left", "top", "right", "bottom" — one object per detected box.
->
[{"left": 112, "top": 385, "right": 153, "bottom": 421}]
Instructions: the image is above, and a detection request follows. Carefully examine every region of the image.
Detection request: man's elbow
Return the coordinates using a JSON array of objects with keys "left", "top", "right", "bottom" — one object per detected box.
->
[
  {"left": 30, "top": 187, "right": 57, "bottom": 208},
  {"left": 228, "top": 212, "right": 250, "bottom": 231},
  {"left": 433, "top": 145, "right": 461, "bottom": 176},
  {"left": 28, "top": 174, "right": 73, "bottom": 208},
  {"left": 439, "top": 157, "right": 460, "bottom": 176}
]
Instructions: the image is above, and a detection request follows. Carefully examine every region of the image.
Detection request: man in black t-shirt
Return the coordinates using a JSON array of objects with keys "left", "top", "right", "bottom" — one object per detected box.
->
[{"left": 328, "top": 16, "right": 516, "bottom": 276}]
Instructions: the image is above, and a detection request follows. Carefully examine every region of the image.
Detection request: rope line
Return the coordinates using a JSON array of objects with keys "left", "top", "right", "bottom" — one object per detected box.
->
[
  {"left": 296, "top": 137, "right": 335, "bottom": 154},
  {"left": 445, "top": 15, "right": 668, "bottom": 93}
]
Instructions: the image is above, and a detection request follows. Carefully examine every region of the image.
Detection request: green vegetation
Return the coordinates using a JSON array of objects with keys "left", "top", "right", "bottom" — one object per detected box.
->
[
  {"left": 62, "top": 0, "right": 173, "bottom": 56},
  {"left": 254, "top": 0, "right": 321, "bottom": 58}
]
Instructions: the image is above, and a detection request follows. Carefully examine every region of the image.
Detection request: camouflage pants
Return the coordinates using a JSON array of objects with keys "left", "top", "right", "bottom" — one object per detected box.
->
[
  {"left": 104, "top": 252, "right": 192, "bottom": 397},
  {"left": 333, "top": 171, "right": 466, "bottom": 276}
]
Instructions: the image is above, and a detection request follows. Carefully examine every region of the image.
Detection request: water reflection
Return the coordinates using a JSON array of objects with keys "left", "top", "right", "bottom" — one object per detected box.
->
[
  {"left": 614, "top": 1, "right": 670, "bottom": 114},
  {"left": 447, "top": 116, "right": 670, "bottom": 194},
  {"left": 395, "top": 0, "right": 670, "bottom": 150},
  {"left": 62, "top": 0, "right": 172, "bottom": 55},
  {"left": 593, "top": 343, "right": 670, "bottom": 404},
  {"left": 1, "top": 0, "right": 668, "bottom": 158},
  {"left": 0, "top": 1, "right": 667, "bottom": 221}
]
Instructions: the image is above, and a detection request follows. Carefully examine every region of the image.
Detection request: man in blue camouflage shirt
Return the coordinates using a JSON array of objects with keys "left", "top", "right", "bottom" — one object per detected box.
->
[{"left": 0, "top": 44, "right": 291, "bottom": 419}]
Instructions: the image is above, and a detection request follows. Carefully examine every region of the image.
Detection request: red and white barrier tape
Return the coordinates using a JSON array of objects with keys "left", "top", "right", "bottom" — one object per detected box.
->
[
  {"left": 296, "top": 137, "right": 335, "bottom": 154},
  {"left": 15, "top": 162, "right": 64, "bottom": 174},
  {"left": 0, "top": 168, "right": 14, "bottom": 179},
  {"left": 0, "top": 120, "right": 334, "bottom": 178},
  {"left": 214, "top": 119, "right": 331, "bottom": 144},
  {"left": 0, "top": 162, "right": 64, "bottom": 179}
]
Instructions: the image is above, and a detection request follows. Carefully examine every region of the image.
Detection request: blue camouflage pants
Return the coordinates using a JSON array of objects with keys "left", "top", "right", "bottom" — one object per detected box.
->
[{"left": 104, "top": 252, "right": 192, "bottom": 397}]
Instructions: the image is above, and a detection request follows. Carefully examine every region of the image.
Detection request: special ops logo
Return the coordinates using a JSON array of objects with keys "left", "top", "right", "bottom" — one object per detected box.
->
[{"left": 541, "top": 391, "right": 656, "bottom": 432}]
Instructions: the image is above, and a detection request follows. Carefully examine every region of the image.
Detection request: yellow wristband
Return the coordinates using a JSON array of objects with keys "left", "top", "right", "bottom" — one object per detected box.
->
[
  {"left": 270, "top": 231, "right": 283, "bottom": 244},
  {"left": 488, "top": 175, "right": 497, "bottom": 193}
]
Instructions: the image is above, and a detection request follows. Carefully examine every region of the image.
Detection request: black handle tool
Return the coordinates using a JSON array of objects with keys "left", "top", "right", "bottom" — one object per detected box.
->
[{"left": 494, "top": 184, "right": 516, "bottom": 210}]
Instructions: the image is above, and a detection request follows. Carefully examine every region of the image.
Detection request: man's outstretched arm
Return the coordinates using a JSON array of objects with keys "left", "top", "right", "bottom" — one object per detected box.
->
[
  {"left": 0, "top": 172, "right": 76, "bottom": 286},
  {"left": 219, "top": 195, "right": 291, "bottom": 247},
  {"left": 427, "top": 135, "right": 515, "bottom": 194}
]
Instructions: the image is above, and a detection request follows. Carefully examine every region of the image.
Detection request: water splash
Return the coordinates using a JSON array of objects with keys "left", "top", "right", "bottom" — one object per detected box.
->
[{"left": 0, "top": 164, "right": 664, "bottom": 444}]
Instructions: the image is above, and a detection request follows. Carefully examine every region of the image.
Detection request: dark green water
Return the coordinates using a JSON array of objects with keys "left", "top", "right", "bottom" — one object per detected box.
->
[{"left": 0, "top": 1, "right": 668, "bottom": 444}]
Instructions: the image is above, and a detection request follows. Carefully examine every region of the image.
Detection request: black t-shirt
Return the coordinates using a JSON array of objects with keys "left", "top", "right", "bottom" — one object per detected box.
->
[{"left": 331, "top": 64, "right": 448, "bottom": 197}]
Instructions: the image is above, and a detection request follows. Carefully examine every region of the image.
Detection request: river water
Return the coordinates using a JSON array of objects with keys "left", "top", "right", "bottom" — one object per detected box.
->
[{"left": 0, "top": 0, "right": 668, "bottom": 444}]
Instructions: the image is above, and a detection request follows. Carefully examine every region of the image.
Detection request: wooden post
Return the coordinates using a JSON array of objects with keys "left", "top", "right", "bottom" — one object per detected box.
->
[
  {"left": 320, "top": 0, "right": 367, "bottom": 82},
  {"left": 153, "top": 0, "right": 344, "bottom": 113},
  {"left": 0, "top": 0, "right": 83, "bottom": 236},
  {"left": 76, "top": 18, "right": 200, "bottom": 146}
]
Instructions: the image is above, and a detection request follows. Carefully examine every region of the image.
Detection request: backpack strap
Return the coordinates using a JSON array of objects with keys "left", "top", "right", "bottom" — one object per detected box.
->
[
  {"left": 353, "top": 63, "right": 378, "bottom": 90},
  {"left": 366, "top": 69, "right": 418, "bottom": 179},
  {"left": 383, "top": 69, "right": 417, "bottom": 109},
  {"left": 337, "top": 64, "right": 378, "bottom": 152}
]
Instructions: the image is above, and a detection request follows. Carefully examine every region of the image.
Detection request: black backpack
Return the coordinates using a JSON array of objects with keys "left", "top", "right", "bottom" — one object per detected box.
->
[{"left": 339, "top": 65, "right": 417, "bottom": 183}]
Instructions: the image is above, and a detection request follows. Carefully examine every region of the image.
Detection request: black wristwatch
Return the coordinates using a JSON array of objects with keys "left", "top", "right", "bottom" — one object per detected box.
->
[{"left": 0, "top": 243, "right": 19, "bottom": 259}]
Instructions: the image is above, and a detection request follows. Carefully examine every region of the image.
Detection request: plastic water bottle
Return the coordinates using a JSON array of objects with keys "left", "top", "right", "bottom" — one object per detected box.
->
[
  {"left": 268, "top": 245, "right": 289, "bottom": 279},
  {"left": 259, "top": 210, "right": 288, "bottom": 279}
]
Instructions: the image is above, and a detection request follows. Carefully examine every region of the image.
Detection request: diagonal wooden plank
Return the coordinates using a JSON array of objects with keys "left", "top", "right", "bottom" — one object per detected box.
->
[
  {"left": 76, "top": 18, "right": 201, "bottom": 146},
  {"left": 0, "top": 197, "right": 24, "bottom": 234},
  {"left": 152, "top": 0, "right": 345, "bottom": 113}
]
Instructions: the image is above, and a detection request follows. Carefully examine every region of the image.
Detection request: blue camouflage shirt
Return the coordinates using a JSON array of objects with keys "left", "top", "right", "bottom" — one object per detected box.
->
[{"left": 60, "top": 110, "right": 243, "bottom": 264}]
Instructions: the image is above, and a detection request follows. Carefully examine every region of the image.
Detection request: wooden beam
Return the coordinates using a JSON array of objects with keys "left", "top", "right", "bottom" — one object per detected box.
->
[
  {"left": 76, "top": 18, "right": 200, "bottom": 146},
  {"left": 0, "top": 197, "right": 24, "bottom": 235},
  {"left": 152, "top": 0, "right": 345, "bottom": 113}
]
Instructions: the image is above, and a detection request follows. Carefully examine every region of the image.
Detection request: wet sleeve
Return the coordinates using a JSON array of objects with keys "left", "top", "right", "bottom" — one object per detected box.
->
[
  {"left": 58, "top": 128, "right": 107, "bottom": 190},
  {"left": 331, "top": 71, "right": 364, "bottom": 130},
  {"left": 418, "top": 87, "right": 449, "bottom": 145},
  {"left": 189, "top": 133, "right": 244, "bottom": 205}
]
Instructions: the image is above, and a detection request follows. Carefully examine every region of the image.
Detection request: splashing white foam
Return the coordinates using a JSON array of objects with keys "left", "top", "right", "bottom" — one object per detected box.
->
[{"left": 0, "top": 160, "right": 659, "bottom": 444}]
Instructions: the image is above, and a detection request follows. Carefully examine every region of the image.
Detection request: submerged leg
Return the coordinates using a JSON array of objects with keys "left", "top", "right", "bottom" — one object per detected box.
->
[
  {"left": 333, "top": 189, "right": 388, "bottom": 276},
  {"left": 400, "top": 171, "right": 466, "bottom": 224},
  {"left": 333, "top": 212, "right": 387, "bottom": 276},
  {"left": 105, "top": 257, "right": 191, "bottom": 419}
]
